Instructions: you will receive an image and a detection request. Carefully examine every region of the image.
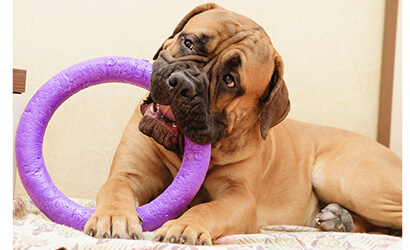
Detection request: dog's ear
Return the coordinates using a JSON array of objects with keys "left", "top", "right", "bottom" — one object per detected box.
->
[
  {"left": 259, "top": 54, "right": 291, "bottom": 140},
  {"left": 153, "top": 3, "right": 224, "bottom": 60}
]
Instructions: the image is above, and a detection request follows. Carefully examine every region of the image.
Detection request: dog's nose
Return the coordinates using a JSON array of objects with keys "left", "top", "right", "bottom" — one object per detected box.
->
[{"left": 168, "top": 72, "right": 197, "bottom": 98}]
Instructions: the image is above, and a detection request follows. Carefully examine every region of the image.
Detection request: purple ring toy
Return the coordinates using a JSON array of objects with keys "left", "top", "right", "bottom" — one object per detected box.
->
[{"left": 15, "top": 57, "right": 211, "bottom": 232}]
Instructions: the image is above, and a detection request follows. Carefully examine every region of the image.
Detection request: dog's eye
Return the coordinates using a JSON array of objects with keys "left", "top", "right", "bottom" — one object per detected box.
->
[
  {"left": 223, "top": 74, "right": 235, "bottom": 88},
  {"left": 184, "top": 39, "right": 194, "bottom": 50}
]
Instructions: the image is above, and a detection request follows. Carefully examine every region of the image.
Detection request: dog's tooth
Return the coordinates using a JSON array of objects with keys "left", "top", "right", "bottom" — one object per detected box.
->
[{"left": 150, "top": 105, "right": 155, "bottom": 114}]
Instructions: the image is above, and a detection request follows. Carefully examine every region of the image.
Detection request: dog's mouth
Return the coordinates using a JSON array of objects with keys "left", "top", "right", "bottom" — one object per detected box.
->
[{"left": 139, "top": 95, "right": 185, "bottom": 154}]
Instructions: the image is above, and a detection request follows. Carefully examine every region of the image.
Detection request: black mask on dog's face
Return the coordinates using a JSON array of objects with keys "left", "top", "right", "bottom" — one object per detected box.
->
[{"left": 139, "top": 50, "right": 228, "bottom": 154}]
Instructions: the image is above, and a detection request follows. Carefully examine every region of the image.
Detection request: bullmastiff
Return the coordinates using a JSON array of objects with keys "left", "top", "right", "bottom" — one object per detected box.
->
[{"left": 84, "top": 3, "right": 402, "bottom": 245}]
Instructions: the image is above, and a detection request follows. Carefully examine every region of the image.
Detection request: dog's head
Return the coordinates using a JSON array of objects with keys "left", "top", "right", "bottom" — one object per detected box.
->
[{"left": 139, "top": 3, "right": 290, "bottom": 154}]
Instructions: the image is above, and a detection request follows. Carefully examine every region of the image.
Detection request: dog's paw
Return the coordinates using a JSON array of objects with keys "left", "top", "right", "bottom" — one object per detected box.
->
[
  {"left": 315, "top": 203, "right": 354, "bottom": 232},
  {"left": 153, "top": 219, "right": 212, "bottom": 245},
  {"left": 83, "top": 209, "right": 144, "bottom": 240}
]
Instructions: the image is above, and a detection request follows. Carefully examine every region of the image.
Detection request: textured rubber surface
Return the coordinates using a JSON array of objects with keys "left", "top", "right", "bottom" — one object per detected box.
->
[{"left": 15, "top": 57, "right": 211, "bottom": 231}]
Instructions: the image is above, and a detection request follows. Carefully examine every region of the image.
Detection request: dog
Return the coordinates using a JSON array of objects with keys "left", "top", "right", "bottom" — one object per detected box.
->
[{"left": 84, "top": 3, "right": 402, "bottom": 245}]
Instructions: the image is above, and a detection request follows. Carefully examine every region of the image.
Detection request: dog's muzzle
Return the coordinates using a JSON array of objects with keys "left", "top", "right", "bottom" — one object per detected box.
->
[{"left": 138, "top": 52, "right": 227, "bottom": 153}]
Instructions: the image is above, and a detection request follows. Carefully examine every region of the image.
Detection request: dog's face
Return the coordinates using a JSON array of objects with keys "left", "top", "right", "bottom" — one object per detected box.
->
[{"left": 139, "top": 4, "right": 290, "bottom": 154}]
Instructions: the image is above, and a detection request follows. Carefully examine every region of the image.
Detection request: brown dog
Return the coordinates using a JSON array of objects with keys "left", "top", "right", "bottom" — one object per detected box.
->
[{"left": 84, "top": 3, "right": 402, "bottom": 245}]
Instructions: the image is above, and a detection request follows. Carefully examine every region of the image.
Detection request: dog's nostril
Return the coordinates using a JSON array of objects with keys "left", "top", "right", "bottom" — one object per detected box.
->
[
  {"left": 169, "top": 78, "right": 177, "bottom": 88},
  {"left": 180, "top": 87, "right": 196, "bottom": 98},
  {"left": 180, "top": 89, "right": 188, "bottom": 97}
]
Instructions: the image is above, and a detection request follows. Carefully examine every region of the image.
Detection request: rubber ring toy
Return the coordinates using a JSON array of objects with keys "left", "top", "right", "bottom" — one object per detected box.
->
[{"left": 15, "top": 57, "right": 211, "bottom": 232}]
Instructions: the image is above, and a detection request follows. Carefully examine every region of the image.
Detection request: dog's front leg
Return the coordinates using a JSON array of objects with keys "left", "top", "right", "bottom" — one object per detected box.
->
[
  {"left": 84, "top": 145, "right": 173, "bottom": 239},
  {"left": 153, "top": 185, "right": 258, "bottom": 245},
  {"left": 84, "top": 177, "right": 144, "bottom": 239},
  {"left": 84, "top": 111, "right": 174, "bottom": 239},
  {"left": 153, "top": 162, "right": 261, "bottom": 245}
]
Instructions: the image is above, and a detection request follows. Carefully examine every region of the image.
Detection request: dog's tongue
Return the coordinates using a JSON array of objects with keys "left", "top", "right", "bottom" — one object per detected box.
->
[{"left": 158, "top": 104, "right": 176, "bottom": 123}]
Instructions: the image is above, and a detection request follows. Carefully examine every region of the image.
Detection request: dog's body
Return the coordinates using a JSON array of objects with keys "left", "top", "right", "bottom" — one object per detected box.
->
[{"left": 84, "top": 4, "right": 402, "bottom": 245}]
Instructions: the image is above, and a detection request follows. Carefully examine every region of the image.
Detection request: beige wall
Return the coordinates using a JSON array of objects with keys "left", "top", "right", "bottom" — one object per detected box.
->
[
  {"left": 390, "top": 0, "right": 402, "bottom": 158},
  {"left": 14, "top": 0, "right": 388, "bottom": 199}
]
